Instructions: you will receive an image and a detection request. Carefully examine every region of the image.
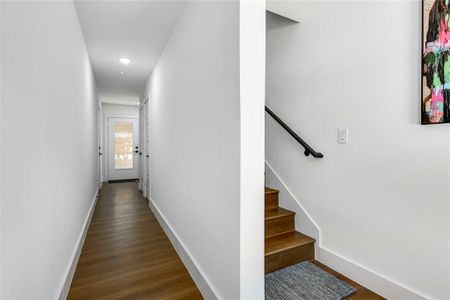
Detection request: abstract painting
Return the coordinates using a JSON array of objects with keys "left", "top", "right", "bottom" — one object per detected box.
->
[{"left": 422, "top": 0, "right": 450, "bottom": 124}]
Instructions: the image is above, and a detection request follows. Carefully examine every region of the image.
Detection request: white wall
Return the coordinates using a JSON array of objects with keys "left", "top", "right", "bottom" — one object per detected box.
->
[
  {"left": 266, "top": 2, "right": 450, "bottom": 300},
  {"left": 239, "top": 1, "right": 266, "bottom": 299},
  {"left": 141, "top": 1, "right": 265, "bottom": 299},
  {"left": 101, "top": 103, "right": 139, "bottom": 118},
  {"left": 1, "top": 2, "right": 99, "bottom": 299},
  {"left": 142, "top": 2, "right": 240, "bottom": 298},
  {"left": 99, "top": 95, "right": 140, "bottom": 107}
]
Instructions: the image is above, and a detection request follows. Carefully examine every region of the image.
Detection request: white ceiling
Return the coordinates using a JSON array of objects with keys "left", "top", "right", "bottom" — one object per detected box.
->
[{"left": 74, "top": 1, "right": 186, "bottom": 105}]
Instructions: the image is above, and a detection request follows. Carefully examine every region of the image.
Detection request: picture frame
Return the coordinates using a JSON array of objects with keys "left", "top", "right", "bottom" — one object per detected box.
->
[{"left": 421, "top": 0, "right": 450, "bottom": 124}]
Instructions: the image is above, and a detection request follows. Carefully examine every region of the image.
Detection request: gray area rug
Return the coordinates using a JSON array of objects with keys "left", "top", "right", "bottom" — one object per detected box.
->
[{"left": 265, "top": 261, "right": 356, "bottom": 300}]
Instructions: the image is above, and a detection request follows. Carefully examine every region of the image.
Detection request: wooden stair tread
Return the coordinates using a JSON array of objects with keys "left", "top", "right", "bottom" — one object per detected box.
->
[
  {"left": 265, "top": 231, "right": 315, "bottom": 256},
  {"left": 265, "top": 187, "right": 278, "bottom": 194},
  {"left": 265, "top": 207, "right": 295, "bottom": 220},
  {"left": 264, "top": 186, "right": 316, "bottom": 273}
]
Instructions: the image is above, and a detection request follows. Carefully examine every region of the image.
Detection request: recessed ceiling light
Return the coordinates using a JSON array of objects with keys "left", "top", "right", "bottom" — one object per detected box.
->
[
  {"left": 119, "top": 57, "right": 131, "bottom": 65},
  {"left": 120, "top": 71, "right": 124, "bottom": 74}
]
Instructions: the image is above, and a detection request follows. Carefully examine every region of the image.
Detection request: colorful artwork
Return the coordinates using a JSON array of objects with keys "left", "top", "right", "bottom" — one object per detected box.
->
[{"left": 422, "top": 0, "right": 450, "bottom": 124}]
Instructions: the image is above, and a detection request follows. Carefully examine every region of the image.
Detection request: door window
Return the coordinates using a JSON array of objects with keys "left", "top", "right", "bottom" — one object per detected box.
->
[{"left": 114, "top": 122, "right": 133, "bottom": 169}]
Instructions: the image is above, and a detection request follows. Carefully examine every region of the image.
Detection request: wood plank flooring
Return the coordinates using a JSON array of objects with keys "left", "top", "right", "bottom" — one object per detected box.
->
[
  {"left": 68, "top": 182, "right": 203, "bottom": 300},
  {"left": 311, "top": 260, "right": 385, "bottom": 300},
  {"left": 69, "top": 182, "right": 383, "bottom": 300}
]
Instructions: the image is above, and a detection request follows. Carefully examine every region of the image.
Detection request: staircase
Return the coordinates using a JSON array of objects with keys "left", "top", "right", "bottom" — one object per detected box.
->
[{"left": 265, "top": 187, "right": 315, "bottom": 273}]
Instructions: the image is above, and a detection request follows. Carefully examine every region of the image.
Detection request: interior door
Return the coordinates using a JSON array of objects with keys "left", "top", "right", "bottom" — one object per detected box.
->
[
  {"left": 108, "top": 117, "right": 139, "bottom": 181},
  {"left": 98, "top": 106, "right": 103, "bottom": 187},
  {"left": 138, "top": 105, "right": 144, "bottom": 191},
  {"left": 144, "top": 100, "right": 150, "bottom": 196}
]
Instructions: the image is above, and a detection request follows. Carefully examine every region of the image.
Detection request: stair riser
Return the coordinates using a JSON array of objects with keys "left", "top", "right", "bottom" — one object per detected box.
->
[
  {"left": 265, "top": 215, "right": 294, "bottom": 237},
  {"left": 265, "top": 193, "right": 279, "bottom": 211},
  {"left": 265, "top": 243, "right": 314, "bottom": 274}
]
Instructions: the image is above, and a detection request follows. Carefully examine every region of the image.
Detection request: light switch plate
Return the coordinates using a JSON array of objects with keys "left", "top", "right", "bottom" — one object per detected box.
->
[{"left": 338, "top": 128, "right": 348, "bottom": 144}]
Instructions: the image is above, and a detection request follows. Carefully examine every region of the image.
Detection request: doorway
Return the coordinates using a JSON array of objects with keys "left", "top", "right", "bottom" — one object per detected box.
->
[
  {"left": 98, "top": 105, "right": 103, "bottom": 187},
  {"left": 138, "top": 99, "right": 150, "bottom": 197},
  {"left": 107, "top": 117, "right": 139, "bottom": 181},
  {"left": 144, "top": 99, "right": 150, "bottom": 197}
]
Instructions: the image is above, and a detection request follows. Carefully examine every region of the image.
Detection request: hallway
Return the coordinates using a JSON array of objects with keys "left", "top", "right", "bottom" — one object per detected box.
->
[{"left": 68, "top": 182, "right": 202, "bottom": 299}]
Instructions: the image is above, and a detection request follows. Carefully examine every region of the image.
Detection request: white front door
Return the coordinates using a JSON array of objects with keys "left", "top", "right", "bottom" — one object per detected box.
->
[{"left": 108, "top": 117, "right": 139, "bottom": 181}]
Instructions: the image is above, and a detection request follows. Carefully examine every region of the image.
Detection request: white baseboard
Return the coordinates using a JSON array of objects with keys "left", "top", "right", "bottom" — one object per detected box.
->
[
  {"left": 56, "top": 189, "right": 99, "bottom": 300},
  {"left": 318, "top": 247, "right": 430, "bottom": 300},
  {"left": 147, "top": 197, "right": 218, "bottom": 300}
]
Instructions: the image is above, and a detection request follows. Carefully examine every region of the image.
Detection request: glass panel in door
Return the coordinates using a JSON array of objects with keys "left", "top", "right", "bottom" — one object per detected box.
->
[{"left": 114, "top": 122, "right": 134, "bottom": 169}]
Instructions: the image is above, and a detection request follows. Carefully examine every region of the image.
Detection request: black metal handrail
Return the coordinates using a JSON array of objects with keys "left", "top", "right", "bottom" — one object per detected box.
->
[{"left": 265, "top": 106, "right": 324, "bottom": 158}]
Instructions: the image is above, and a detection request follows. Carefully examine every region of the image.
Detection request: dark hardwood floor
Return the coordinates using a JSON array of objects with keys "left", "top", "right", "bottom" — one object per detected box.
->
[
  {"left": 311, "top": 260, "right": 385, "bottom": 300},
  {"left": 69, "top": 182, "right": 383, "bottom": 300},
  {"left": 68, "top": 182, "right": 203, "bottom": 300}
]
